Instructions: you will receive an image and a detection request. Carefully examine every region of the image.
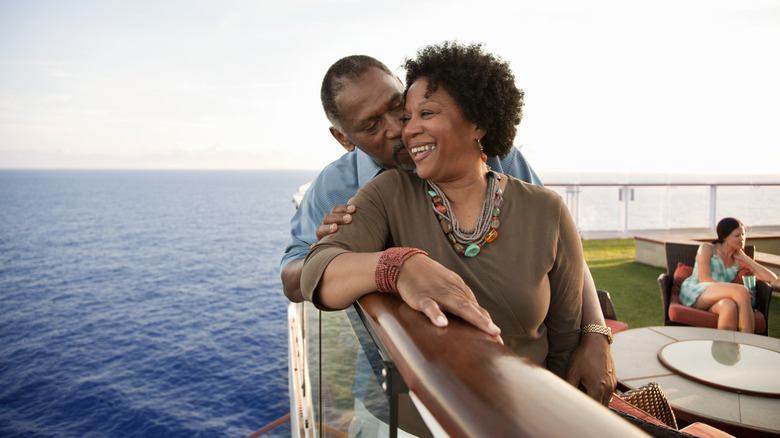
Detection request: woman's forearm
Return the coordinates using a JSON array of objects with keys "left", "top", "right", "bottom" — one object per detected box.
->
[
  {"left": 317, "top": 252, "right": 383, "bottom": 309},
  {"left": 740, "top": 256, "right": 778, "bottom": 283}
]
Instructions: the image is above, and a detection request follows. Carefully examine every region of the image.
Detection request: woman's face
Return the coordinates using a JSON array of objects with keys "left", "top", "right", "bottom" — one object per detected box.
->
[
  {"left": 401, "top": 77, "right": 484, "bottom": 182},
  {"left": 725, "top": 225, "right": 746, "bottom": 249}
]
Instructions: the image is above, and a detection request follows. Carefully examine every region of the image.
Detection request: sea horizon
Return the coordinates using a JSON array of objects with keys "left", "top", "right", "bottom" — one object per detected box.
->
[
  {"left": 2, "top": 169, "right": 777, "bottom": 235},
  {"left": 1, "top": 168, "right": 777, "bottom": 183}
]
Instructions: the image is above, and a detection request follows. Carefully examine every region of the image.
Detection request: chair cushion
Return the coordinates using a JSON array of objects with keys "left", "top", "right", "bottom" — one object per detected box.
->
[
  {"left": 672, "top": 262, "right": 693, "bottom": 296},
  {"left": 674, "top": 261, "right": 752, "bottom": 291},
  {"left": 669, "top": 303, "right": 718, "bottom": 327},
  {"left": 680, "top": 422, "right": 737, "bottom": 438},
  {"left": 606, "top": 319, "right": 629, "bottom": 334},
  {"left": 669, "top": 303, "right": 766, "bottom": 333}
]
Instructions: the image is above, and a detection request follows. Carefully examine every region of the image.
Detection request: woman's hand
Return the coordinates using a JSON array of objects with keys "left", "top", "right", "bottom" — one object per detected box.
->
[
  {"left": 734, "top": 247, "right": 752, "bottom": 263},
  {"left": 396, "top": 254, "right": 502, "bottom": 340}
]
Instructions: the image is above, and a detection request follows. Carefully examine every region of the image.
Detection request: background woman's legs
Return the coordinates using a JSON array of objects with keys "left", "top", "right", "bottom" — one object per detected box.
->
[
  {"left": 708, "top": 298, "right": 738, "bottom": 331},
  {"left": 694, "top": 283, "right": 754, "bottom": 333}
]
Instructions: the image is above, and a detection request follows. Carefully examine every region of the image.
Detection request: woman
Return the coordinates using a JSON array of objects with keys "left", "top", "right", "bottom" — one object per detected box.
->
[
  {"left": 301, "top": 42, "right": 583, "bottom": 378},
  {"left": 680, "top": 217, "right": 779, "bottom": 332}
]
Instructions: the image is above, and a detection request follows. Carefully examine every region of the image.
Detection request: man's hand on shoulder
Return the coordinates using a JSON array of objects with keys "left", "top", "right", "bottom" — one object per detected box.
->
[{"left": 314, "top": 201, "right": 357, "bottom": 242}]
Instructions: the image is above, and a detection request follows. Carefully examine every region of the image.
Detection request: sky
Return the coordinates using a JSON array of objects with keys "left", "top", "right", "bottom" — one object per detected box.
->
[{"left": 1, "top": 0, "right": 779, "bottom": 175}]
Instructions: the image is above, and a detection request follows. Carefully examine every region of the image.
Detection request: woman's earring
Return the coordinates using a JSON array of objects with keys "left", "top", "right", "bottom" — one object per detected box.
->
[{"left": 478, "top": 138, "right": 487, "bottom": 163}]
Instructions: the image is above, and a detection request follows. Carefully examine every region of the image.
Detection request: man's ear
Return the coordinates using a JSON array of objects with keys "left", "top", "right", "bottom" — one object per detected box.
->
[{"left": 330, "top": 127, "right": 355, "bottom": 152}]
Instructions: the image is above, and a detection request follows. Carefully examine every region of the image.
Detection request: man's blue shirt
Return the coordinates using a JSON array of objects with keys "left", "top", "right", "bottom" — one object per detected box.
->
[{"left": 280, "top": 147, "right": 543, "bottom": 270}]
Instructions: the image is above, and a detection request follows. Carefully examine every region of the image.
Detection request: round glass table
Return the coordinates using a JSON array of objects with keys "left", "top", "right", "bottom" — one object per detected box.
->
[
  {"left": 658, "top": 339, "right": 780, "bottom": 397},
  {"left": 612, "top": 326, "right": 780, "bottom": 435}
]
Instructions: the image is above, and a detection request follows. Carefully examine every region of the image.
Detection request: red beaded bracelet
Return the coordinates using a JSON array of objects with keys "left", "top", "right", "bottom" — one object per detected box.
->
[{"left": 375, "top": 247, "right": 428, "bottom": 294}]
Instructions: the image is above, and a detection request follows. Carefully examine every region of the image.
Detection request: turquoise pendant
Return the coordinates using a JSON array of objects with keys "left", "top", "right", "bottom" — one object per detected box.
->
[{"left": 464, "top": 244, "right": 481, "bottom": 257}]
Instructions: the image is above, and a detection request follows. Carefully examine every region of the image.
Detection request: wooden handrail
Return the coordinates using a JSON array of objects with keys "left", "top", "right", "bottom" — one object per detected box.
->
[{"left": 356, "top": 293, "right": 647, "bottom": 438}]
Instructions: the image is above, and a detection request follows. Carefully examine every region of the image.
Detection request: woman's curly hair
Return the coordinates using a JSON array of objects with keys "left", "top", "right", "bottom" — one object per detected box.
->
[{"left": 403, "top": 41, "right": 524, "bottom": 159}]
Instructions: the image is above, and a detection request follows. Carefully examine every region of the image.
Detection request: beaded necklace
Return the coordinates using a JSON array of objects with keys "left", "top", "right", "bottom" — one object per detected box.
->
[{"left": 427, "top": 170, "right": 503, "bottom": 257}]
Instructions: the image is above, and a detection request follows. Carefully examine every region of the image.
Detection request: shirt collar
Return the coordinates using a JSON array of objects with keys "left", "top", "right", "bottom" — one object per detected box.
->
[{"left": 356, "top": 148, "right": 386, "bottom": 187}]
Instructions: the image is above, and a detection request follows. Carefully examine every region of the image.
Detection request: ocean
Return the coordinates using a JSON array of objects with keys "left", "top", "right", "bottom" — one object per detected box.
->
[
  {"left": 0, "top": 170, "right": 317, "bottom": 438},
  {"left": 1, "top": 169, "right": 777, "bottom": 438}
]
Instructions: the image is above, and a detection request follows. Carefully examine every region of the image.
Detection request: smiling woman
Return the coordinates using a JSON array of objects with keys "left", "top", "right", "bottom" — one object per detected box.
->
[
  {"left": 301, "top": 41, "right": 589, "bottom": 387},
  {"left": 402, "top": 78, "right": 485, "bottom": 185}
]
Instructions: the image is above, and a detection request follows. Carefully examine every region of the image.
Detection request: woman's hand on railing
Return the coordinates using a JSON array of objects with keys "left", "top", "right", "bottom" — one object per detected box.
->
[{"left": 396, "top": 254, "right": 503, "bottom": 342}]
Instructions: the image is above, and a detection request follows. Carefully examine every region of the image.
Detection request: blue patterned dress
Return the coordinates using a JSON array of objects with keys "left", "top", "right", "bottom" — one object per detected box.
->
[{"left": 680, "top": 255, "right": 739, "bottom": 307}]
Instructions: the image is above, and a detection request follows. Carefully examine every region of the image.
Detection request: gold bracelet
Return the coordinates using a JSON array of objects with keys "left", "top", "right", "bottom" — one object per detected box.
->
[{"left": 581, "top": 324, "right": 613, "bottom": 344}]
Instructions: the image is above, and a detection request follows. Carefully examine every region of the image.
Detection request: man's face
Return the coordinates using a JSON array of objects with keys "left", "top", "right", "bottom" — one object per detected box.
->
[{"left": 331, "top": 68, "right": 412, "bottom": 169}]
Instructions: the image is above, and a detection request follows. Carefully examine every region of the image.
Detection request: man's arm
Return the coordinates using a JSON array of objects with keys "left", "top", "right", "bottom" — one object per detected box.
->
[
  {"left": 281, "top": 204, "right": 356, "bottom": 302},
  {"left": 566, "top": 265, "right": 616, "bottom": 406}
]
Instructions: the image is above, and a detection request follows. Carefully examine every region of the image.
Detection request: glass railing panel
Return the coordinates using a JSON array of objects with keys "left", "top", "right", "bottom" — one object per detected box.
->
[
  {"left": 317, "top": 307, "right": 359, "bottom": 437},
  {"left": 545, "top": 185, "right": 566, "bottom": 200},
  {"left": 304, "top": 302, "right": 431, "bottom": 438},
  {"left": 342, "top": 307, "right": 390, "bottom": 437},
  {"left": 303, "top": 301, "right": 322, "bottom": 435},
  {"left": 628, "top": 185, "right": 710, "bottom": 230},
  {"left": 548, "top": 182, "right": 779, "bottom": 235},
  {"left": 578, "top": 186, "right": 622, "bottom": 232},
  {"left": 345, "top": 306, "right": 433, "bottom": 438},
  {"left": 717, "top": 185, "right": 780, "bottom": 227}
]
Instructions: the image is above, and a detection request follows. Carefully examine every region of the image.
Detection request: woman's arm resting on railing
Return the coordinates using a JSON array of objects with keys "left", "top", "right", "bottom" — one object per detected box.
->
[
  {"left": 316, "top": 252, "right": 383, "bottom": 309},
  {"left": 315, "top": 251, "right": 501, "bottom": 339}
]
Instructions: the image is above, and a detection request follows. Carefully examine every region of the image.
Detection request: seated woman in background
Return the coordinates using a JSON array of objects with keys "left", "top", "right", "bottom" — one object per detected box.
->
[
  {"left": 680, "top": 217, "right": 779, "bottom": 332},
  {"left": 301, "top": 41, "right": 585, "bottom": 379}
]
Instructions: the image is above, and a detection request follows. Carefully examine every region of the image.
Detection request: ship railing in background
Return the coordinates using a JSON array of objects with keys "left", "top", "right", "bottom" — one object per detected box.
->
[
  {"left": 292, "top": 179, "right": 780, "bottom": 240},
  {"left": 288, "top": 296, "right": 648, "bottom": 438},
  {"left": 545, "top": 182, "right": 780, "bottom": 239}
]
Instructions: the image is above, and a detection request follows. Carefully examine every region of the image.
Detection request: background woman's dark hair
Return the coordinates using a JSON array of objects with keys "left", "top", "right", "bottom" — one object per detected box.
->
[
  {"left": 403, "top": 41, "right": 523, "bottom": 159},
  {"left": 713, "top": 217, "right": 744, "bottom": 244}
]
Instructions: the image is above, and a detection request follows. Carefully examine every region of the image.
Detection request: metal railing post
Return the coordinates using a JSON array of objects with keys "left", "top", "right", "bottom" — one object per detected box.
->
[
  {"left": 709, "top": 185, "right": 717, "bottom": 231},
  {"left": 382, "top": 361, "right": 408, "bottom": 438},
  {"left": 619, "top": 185, "right": 630, "bottom": 238},
  {"left": 565, "top": 185, "right": 580, "bottom": 229}
]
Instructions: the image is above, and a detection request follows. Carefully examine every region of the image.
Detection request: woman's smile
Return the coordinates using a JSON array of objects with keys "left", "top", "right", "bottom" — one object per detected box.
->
[{"left": 409, "top": 143, "right": 437, "bottom": 161}]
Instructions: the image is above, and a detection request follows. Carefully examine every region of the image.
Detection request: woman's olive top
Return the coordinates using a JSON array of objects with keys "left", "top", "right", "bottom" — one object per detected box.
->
[{"left": 301, "top": 169, "right": 583, "bottom": 377}]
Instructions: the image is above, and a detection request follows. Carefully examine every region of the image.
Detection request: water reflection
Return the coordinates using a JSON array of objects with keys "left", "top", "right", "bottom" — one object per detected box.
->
[
  {"left": 711, "top": 341, "right": 741, "bottom": 366},
  {"left": 659, "top": 339, "right": 780, "bottom": 395}
]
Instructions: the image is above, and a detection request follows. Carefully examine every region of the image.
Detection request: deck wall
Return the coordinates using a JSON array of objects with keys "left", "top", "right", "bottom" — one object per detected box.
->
[{"left": 633, "top": 227, "right": 780, "bottom": 277}]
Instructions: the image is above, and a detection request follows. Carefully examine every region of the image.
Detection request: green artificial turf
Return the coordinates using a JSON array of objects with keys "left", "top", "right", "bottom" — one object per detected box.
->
[{"left": 582, "top": 239, "right": 779, "bottom": 338}]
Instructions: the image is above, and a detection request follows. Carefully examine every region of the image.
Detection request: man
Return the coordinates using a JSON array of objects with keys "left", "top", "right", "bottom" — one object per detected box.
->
[{"left": 280, "top": 55, "right": 615, "bottom": 405}]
